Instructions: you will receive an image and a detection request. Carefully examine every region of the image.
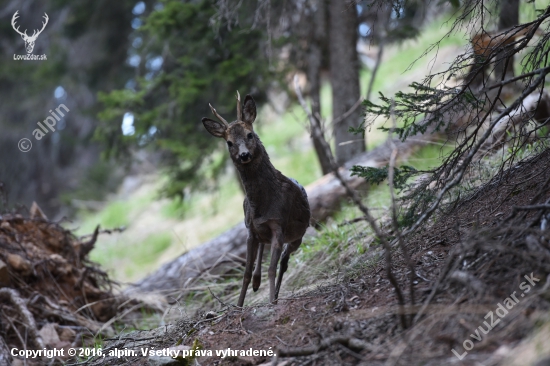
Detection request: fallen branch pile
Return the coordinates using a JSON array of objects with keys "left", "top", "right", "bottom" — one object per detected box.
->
[{"left": 0, "top": 208, "right": 143, "bottom": 365}]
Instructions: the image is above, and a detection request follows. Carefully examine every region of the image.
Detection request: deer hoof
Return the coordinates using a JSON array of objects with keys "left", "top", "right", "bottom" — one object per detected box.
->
[{"left": 252, "top": 276, "right": 261, "bottom": 291}]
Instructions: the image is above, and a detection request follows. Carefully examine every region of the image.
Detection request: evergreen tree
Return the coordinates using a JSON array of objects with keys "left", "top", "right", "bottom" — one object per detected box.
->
[{"left": 97, "top": 0, "right": 272, "bottom": 198}]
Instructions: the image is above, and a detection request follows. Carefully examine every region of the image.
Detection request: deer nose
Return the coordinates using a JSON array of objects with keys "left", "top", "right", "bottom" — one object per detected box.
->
[{"left": 240, "top": 152, "right": 251, "bottom": 162}]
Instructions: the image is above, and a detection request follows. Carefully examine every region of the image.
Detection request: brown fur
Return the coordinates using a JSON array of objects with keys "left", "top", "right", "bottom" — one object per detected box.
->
[
  {"left": 202, "top": 93, "right": 311, "bottom": 306},
  {"left": 466, "top": 24, "right": 543, "bottom": 87},
  {"left": 471, "top": 25, "right": 541, "bottom": 58}
]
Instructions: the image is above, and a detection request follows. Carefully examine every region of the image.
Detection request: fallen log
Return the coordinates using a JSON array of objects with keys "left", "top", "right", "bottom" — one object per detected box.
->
[{"left": 131, "top": 136, "right": 435, "bottom": 293}]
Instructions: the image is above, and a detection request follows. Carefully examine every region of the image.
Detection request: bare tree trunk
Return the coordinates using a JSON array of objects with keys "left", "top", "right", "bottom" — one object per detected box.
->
[
  {"left": 496, "top": 0, "right": 519, "bottom": 80},
  {"left": 329, "top": 0, "right": 364, "bottom": 164},
  {"left": 307, "top": 0, "right": 332, "bottom": 175}
]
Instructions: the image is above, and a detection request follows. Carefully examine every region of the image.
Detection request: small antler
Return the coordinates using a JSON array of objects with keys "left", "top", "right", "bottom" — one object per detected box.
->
[
  {"left": 236, "top": 91, "right": 242, "bottom": 121},
  {"left": 11, "top": 11, "right": 27, "bottom": 37},
  {"left": 209, "top": 103, "right": 229, "bottom": 126}
]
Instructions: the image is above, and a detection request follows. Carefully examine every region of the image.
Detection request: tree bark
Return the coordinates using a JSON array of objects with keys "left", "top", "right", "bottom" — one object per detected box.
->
[
  {"left": 328, "top": 0, "right": 364, "bottom": 164},
  {"left": 307, "top": 0, "right": 332, "bottom": 175},
  {"left": 495, "top": 0, "right": 519, "bottom": 80}
]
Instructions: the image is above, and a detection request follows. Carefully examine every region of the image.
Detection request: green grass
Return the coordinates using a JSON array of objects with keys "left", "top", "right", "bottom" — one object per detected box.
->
[
  {"left": 301, "top": 224, "right": 351, "bottom": 260},
  {"left": 161, "top": 172, "right": 243, "bottom": 220},
  {"left": 90, "top": 231, "right": 172, "bottom": 280},
  {"left": 256, "top": 104, "right": 307, "bottom": 153},
  {"left": 76, "top": 186, "right": 157, "bottom": 235},
  {"left": 406, "top": 143, "right": 455, "bottom": 171},
  {"left": 92, "top": 201, "right": 130, "bottom": 228},
  {"left": 255, "top": 104, "right": 322, "bottom": 186},
  {"left": 360, "top": 14, "right": 466, "bottom": 96}
]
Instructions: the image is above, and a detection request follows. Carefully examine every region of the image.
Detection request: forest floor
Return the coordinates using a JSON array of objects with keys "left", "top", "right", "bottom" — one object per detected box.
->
[{"left": 68, "top": 148, "right": 550, "bottom": 366}]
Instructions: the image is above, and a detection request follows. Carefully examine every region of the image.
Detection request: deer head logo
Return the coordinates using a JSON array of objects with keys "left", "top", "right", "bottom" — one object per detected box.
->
[{"left": 11, "top": 11, "right": 49, "bottom": 54}]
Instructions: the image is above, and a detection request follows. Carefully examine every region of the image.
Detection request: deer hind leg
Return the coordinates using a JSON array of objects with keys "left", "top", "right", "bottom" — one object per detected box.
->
[
  {"left": 237, "top": 231, "right": 259, "bottom": 307},
  {"left": 275, "top": 238, "right": 302, "bottom": 301},
  {"left": 267, "top": 224, "right": 284, "bottom": 304},
  {"left": 252, "top": 241, "right": 265, "bottom": 292}
]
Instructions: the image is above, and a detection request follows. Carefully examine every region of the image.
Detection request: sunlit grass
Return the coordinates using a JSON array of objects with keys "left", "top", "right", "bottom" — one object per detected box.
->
[
  {"left": 76, "top": 185, "right": 157, "bottom": 234},
  {"left": 90, "top": 231, "right": 172, "bottom": 281}
]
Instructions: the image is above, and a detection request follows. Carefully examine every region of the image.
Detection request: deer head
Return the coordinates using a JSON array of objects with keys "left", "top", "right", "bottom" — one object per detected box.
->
[
  {"left": 202, "top": 92, "right": 259, "bottom": 166},
  {"left": 12, "top": 11, "right": 49, "bottom": 54}
]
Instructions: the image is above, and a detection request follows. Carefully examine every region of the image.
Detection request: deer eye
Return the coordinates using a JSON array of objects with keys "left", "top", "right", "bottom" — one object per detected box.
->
[
  {"left": 247, "top": 133, "right": 253, "bottom": 140},
  {"left": 227, "top": 141, "right": 233, "bottom": 147}
]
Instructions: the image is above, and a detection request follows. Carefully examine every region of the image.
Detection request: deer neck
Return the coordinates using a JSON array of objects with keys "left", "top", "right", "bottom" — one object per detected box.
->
[{"left": 235, "top": 143, "right": 280, "bottom": 202}]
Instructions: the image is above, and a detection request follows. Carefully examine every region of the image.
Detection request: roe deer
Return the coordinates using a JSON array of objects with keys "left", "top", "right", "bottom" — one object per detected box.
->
[{"left": 202, "top": 92, "right": 311, "bottom": 306}]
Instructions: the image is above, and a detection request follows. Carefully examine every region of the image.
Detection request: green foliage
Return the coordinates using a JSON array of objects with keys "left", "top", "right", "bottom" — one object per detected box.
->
[
  {"left": 96, "top": 0, "right": 273, "bottom": 199},
  {"left": 350, "top": 164, "right": 418, "bottom": 190},
  {"left": 362, "top": 84, "right": 483, "bottom": 141},
  {"left": 398, "top": 188, "right": 437, "bottom": 227}
]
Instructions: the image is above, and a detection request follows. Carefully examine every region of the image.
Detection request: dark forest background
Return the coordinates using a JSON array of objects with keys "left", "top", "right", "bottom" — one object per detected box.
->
[{"left": 0, "top": 0, "right": 446, "bottom": 218}]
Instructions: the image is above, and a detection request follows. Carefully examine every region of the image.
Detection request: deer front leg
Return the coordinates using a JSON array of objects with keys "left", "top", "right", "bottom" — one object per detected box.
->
[
  {"left": 267, "top": 225, "right": 284, "bottom": 304},
  {"left": 252, "top": 241, "right": 265, "bottom": 292},
  {"left": 237, "top": 231, "right": 258, "bottom": 307}
]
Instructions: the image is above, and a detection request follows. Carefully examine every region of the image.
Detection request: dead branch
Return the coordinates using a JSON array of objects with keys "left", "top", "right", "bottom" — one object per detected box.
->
[
  {"left": 480, "top": 65, "right": 550, "bottom": 93},
  {"left": 337, "top": 217, "right": 368, "bottom": 227},
  {"left": 449, "top": 270, "right": 487, "bottom": 294},
  {"left": 0, "top": 288, "right": 45, "bottom": 349},
  {"left": 402, "top": 66, "right": 550, "bottom": 238},
  {"left": 80, "top": 225, "right": 99, "bottom": 258},
  {"left": 412, "top": 245, "right": 461, "bottom": 325},
  {"left": 504, "top": 203, "right": 550, "bottom": 223},
  {"left": 0, "top": 330, "right": 12, "bottom": 366},
  {"left": 79, "top": 226, "right": 126, "bottom": 239},
  {"left": 389, "top": 101, "right": 416, "bottom": 311},
  {"left": 294, "top": 75, "right": 409, "bottom": 329},
  {"left": 365, "top": 38, "right": 386, "bottom": 103},
  {"left": 208, "top": 287, "right": 238, "bottom": 309},
  {"left": 276, "top": 335, "right": 374, "bottom": 358},
  {"left": 331, "top": 97, "right": 364, "bottom": 126},
  {"left": 512, "top": 203, "right": 550, "bottom": 211}
]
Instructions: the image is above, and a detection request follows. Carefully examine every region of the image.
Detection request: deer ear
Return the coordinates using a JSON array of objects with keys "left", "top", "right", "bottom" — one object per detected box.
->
[
  {"left": 202, "top": 118, "right": 227, "bottom": 138},
  {"left": 242, "top": 95, "right": 256, "bottom": 125}
]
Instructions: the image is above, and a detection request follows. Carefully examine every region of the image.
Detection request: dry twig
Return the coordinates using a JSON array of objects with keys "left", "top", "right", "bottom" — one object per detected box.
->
[
  {"left": 294, "top": 75, "right": 408, "bottom": 329},
  {"left": 0, "top": 288, "right": 45, "bottom": 349}
]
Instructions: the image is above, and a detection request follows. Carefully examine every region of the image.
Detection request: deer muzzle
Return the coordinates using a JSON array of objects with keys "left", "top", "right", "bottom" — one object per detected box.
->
[{"left": 239, "top": 151, "right": 252, "bottom": 164}]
